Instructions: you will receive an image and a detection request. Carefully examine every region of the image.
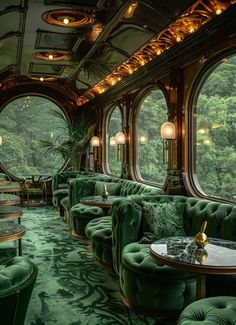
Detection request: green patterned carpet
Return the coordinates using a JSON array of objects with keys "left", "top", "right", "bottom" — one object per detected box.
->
[{"left": 18, "top": 207, "right": 177, "bottom": 325}]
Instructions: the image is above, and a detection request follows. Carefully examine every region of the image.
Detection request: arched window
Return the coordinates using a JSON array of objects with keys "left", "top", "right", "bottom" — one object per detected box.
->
[
  {"left": 0, "top": 95, "right": 68, "bottom": 178},
  {"left": 135, "top": 88, "right": 167, "bottom": 185},
  {"left": 192, "top": 54, "right": 236, "bottom": 202},
  {"left": 106, "top": 105, "right": 123, "bottom": 177}
]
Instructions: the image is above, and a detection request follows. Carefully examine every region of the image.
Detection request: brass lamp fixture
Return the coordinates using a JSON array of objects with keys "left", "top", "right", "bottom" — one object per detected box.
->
[
  {"left": 115, "top": 131, "right": 126, "bottom": 161},
  {"left": 160, "top": 122, "right": 176, "bottom": 164},
  {"left": 42, "top": 9, "right": 94, "bottom": 27},
  {"left": 34, "top": 52, "right": 70, "bottom": 61}
]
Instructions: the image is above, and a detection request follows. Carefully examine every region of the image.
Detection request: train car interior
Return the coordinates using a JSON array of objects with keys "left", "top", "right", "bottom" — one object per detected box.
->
[{"left": 0, "top": 0, "right": 236, "bottom": 324}]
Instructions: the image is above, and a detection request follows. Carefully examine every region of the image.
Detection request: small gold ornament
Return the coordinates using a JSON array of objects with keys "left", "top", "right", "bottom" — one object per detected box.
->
[
  {"left": 101, "top": 184, "right": 109, "bottom": 199},
  {"left": 194, "top": 221, "right": 208, "bottom": 248}
]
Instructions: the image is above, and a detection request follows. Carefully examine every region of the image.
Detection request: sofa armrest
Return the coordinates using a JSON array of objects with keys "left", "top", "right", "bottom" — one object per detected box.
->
[
  {"left": 69, "top": 178, "right": 96, "bottom": 209},
  {"left": 112, "top": 198, "right": 142, "bottom": 275}
]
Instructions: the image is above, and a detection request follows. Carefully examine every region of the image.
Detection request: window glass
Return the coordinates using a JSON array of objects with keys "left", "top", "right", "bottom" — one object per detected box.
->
[
  {"left": 0, "top": 96, "right": 68, "bottom": 178},
  {"left": 193, "top": 55, "right": 236, "bottom": 201},
  {"left": 107, "top": 106, "right": 122, "bottom": 177},
  {"left": 136, "top": 89, "right": 167, "bottom": 184}
]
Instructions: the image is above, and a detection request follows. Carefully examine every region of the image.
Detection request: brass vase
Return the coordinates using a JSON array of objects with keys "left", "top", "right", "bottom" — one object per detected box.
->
[
  {"left": 101, "top": 184, "right": 109, "bottom": 199},
  {"left": 194, "top": 221, "right": 208, "bottom": 248}
]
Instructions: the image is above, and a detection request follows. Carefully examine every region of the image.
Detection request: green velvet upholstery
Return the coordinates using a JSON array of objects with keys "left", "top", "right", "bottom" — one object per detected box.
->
[
  {"left": 110, "top": 194, "right": 236, "bottom": 314},
  {"left": 52, "top": 171, "right": 109, "bottom": 209},
  {"left": 71, "top": 204, "right": 103, "bottom": 237},
  {"left": 85, "top": 216, "right": 113, "bottom": 271},
  {"left": 120, "top": 243, "right": 196, "bottom": 315},
  {"left": 0, "top": 172, "right": 11, "bottom": 181},
  {"left": 178, "top": 296, "right": 236, "bottom": 324},
  {"left": 0, "top": 256, "right": 38, "bottom": 325},
  {"left": 71, "top": 179, "right": 164, "bottom": 240}
]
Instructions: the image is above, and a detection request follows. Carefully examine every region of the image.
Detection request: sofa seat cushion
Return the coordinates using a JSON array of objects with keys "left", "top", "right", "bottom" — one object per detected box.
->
[
  {"left": 178, "top": 296, "right": 236, "bottom": 324},
  {"left": 0, "top": 257, "right": 37, "bottom": 294},
  {"left": 142, "top": 201, "right": 186, "bottom": 240},
  {"left": 85, "top": 217, "right": 113, "bottom": 270},
  {"left": 71, "top": 203, "right": 104, "bottom": 237},
  {"left": 85, "top": 216, "right": 112, "bottom": 247},
  {"left": 122, "top": 242, "right": 193, "bottom": 278},
  {"left": 120, "top": 242, "right": 196, "bottom": 312},
  {"left": 52, "top": 188, "right": 69, "bottom": 208}
]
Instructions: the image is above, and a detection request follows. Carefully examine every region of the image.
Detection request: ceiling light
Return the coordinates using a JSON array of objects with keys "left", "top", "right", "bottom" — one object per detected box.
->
[
  {"left": 63, "top": 17, "right": 70, "bottom": 25},
  {"left": 42, "top": 9, "right": 94, "bottom": 27}
]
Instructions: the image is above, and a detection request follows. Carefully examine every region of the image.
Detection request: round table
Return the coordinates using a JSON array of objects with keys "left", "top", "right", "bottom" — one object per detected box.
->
[
  {"left": 150, "top": 236, "right": 236, "bottom": 299},
  {"left": 0, "top": 181, "right": 21, "bottom": 193},
  {"left": 0, "top": 221, "right": 25, "bottom": 256},
  {"left": 0, "top": 194, "right": 21, "bottom": 206},
  {"left": 0, "top": 206, "right": 23, "bottom": 223},
  {"left": 80, "top": 195, "right": 121, "bottom": 209}
]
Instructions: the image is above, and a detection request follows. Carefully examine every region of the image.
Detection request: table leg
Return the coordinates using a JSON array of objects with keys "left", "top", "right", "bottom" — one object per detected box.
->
[
  {"left": 18, "top": 238, "right": 22, "bottom": 256},
  {"left": 196, "top": 274, "right": 206, "bottom": 299}
]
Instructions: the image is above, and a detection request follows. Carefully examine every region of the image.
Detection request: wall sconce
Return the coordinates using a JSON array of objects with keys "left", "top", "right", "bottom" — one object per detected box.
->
[
  {"left": 90, "top": 136, "right": 100, "bottom": 170},
  {"left": 115, "top": 131, "right": 126, "bottom": 160},
  {"left": 160, "top": 122, "right": 176, "bottom": 164},
  {"left": 109, "top": 136, "right": 116, "bottom": 146}
]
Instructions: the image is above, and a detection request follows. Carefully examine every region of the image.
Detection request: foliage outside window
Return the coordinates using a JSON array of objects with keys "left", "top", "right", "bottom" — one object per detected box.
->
[
  {"left": 136, "top": 89, "right": 167, "bottom": 184},
  {"left": 0, "top": 96, "right": 68, "bottom": 178},
  {"left": 193, "top": 54, "right": 236, "bottom": 202},
  {"left": 107, "top": 106, "right": 123, "bottom": 177}
]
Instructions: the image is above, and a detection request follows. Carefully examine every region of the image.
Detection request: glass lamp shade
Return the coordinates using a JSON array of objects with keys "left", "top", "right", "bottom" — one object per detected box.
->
[
  {"left": 160, "top": 122, "right": 176, "bottom": 140},
  {"left": 115, "top": 131, "right": 126, "bottom": 145},
  {"left": 109, "top": 136, "right": 116, "bottom": 146},
  {"left": 90, "top": 136, "right": 100, "bottom": 147}
]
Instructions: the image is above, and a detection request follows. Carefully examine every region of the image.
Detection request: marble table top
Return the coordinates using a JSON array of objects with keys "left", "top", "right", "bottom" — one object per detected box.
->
[
  {"left": 80, "top": 195, "right": 121, "bottom": 208},
  {"left": 0, "top": 221, "right": 25, "bottom": 242},
  {"left": 0, "top": 181, "right": 21, "bottom": 193},
  {"left": 150, "top": 236, "right": 236, "bottom": 273},
  {"left": 0, "top": 193, "right": 21, "bottom": 205}
]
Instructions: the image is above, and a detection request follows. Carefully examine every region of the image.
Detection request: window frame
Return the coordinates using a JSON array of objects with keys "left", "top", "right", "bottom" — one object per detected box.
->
[
  {"left": 0, "top": 93, "right": 70, "bottom": 180},
  {"left": 103, "top": 103, "right": 124, "bottom": 177},
  {"left": 131, "top": 84, "right": 168, "bottom": 187},
  {"left": 188, "top": 48, "right": 236, "bottom": 204}
]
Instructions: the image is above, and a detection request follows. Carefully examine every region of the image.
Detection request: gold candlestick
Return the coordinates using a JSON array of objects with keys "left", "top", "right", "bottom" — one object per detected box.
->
[{"left": 101, "top": 184, "right": 109, "bottom": 199}]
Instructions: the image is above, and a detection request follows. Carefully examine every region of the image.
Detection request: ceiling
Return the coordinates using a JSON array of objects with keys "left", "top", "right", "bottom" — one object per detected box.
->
[{"left": 0, "top": 0, "right": 235, "bottom": 107}]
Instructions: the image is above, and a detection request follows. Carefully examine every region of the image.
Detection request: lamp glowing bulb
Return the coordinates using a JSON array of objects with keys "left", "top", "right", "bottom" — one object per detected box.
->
[
  {"left": 63, "top": 17, "right": 70, "bottom": 25},
  {"left": 48, "top": 54, "right": 54, "bottom": 60},
  {"left": 40, "top": 77, "right": 44, "bottom": 82},
  {"left": 109, "top": 136, "right": 116, "bottom": 146}
]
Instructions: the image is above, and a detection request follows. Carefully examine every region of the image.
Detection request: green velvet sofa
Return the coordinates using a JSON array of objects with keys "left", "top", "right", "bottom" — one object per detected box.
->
[
  {"left": 73, "top": 179, "right": 164, "bottom": 239},
  {"left": 178, "top": 296, "right": 236, "bottom": 324},
  {"left": 60, "top": 174, "right": 112, "bottom": 223},
  {"left": 52, "top": 171, "right": 109, "bottom": 213},
  {"left": 108, "top": 194, "right": 236, "bottom": 316},
  {"left": 0, "top": 256, "right": 38, "bottom": 325}
]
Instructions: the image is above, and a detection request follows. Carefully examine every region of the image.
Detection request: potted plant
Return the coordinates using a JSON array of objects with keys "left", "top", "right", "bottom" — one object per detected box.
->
[{"left": 39, "top": 109, "right": 95, "bottom": 171}]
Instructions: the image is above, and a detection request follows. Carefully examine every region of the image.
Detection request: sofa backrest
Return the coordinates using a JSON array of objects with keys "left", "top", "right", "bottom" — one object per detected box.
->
[
  {"left": 183, "top": 197, "right": 236, "bottom": 241},
  {"left": 119, "top": 179, "right": 164, "bottom": 196},
  {"left": 137, "top": 195, "right": 236, "bottom": 241}
]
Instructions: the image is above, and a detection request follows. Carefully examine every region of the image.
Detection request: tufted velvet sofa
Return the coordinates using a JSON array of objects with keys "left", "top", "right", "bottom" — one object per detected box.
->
[
  {"left": 178, "top": 296, "right": 236, "bottom": 324},
  {"left": 109, "top": 194, "right": 236, "bottom": 315},
  {"left": 72, "top": 179, "right": 164, "bottom": 240},
  {"left": 0, "top": 256, "right": 38, "bottom": 325},
  {"left": 52, "top": 171, "right": 109, "bottom": 215}
]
